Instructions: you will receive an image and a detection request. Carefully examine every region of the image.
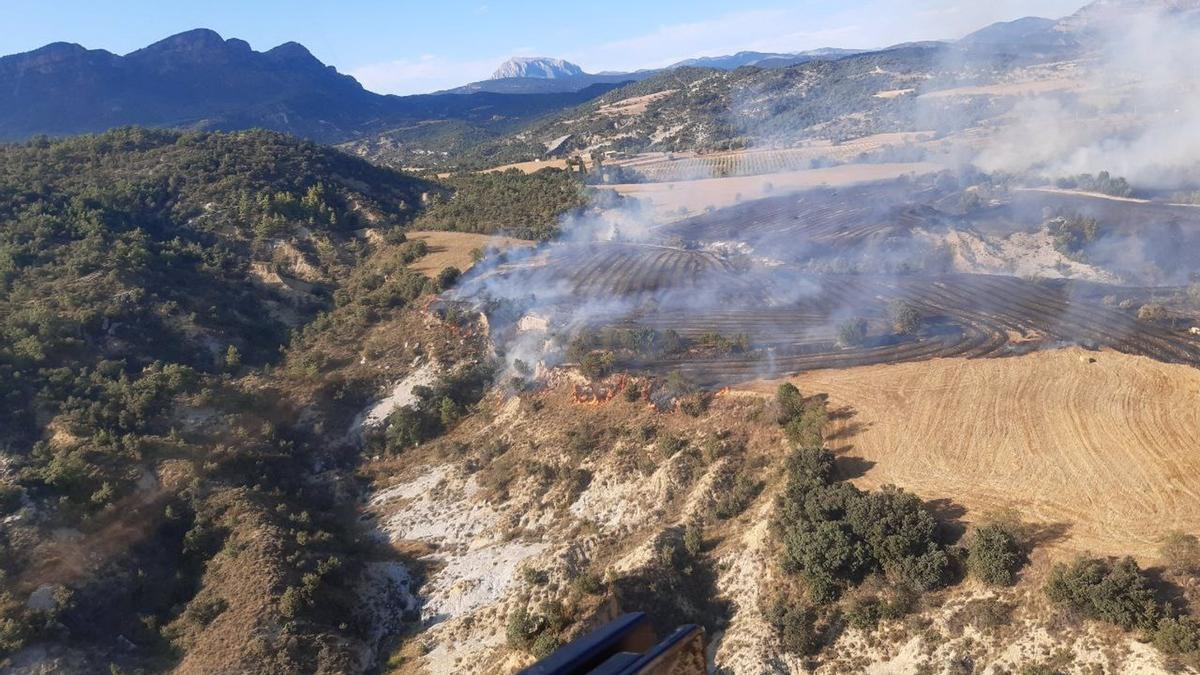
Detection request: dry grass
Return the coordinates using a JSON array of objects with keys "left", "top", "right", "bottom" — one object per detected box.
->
[
  {"left": 404, "top": 230, "right": 535, "bottom": 277},
  {"left": 596, "top": 90, "right": 677, "bottom": 117},
  {"left": 743, "top": 348, "right": 1200, "bottom": 560},
  {"left": 604, "top": 162, "right": 942, "bottom": 222},
  {"left": 481, "top": 158, "right": 572, "bottom": 174},
  {"left": 919, "top": 77, "right": 1082, "bottom": 99}
]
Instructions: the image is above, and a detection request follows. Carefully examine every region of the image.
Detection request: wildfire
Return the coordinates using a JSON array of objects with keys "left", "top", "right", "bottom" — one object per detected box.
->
[{"left": 571, "top": 375, "right": 628, "bottom": 405}]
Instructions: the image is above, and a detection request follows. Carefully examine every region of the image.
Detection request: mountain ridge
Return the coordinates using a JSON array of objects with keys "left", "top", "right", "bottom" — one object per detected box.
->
[{"left": 0, "top": 29, "right": 622, "bottom": 143}]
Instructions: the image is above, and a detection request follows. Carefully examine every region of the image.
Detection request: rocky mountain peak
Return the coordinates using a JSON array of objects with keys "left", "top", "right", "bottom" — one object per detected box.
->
[{"left": 490, "top": 56, "right": 585, "bottom": 80}]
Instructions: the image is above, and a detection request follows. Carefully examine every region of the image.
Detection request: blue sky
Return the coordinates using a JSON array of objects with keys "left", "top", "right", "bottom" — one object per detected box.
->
[{"left": 4, "top": 0, "right": 1087, "bottom": 94}]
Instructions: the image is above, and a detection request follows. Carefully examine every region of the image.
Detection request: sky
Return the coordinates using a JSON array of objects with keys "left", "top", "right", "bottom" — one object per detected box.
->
[{"left": 3, "top": 0, "right": 1089, "bottom": 95}]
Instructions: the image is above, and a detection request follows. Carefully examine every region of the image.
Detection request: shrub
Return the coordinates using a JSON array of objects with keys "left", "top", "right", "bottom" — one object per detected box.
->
[
  {"left": 1045, "top": 556, "right": 1161, "bottom": 632},
  {"left": 967, "top": 524, "right": 1023, "bottom": 586},
  {"left": 678, "top": 393, "right": 710, "bottom": 417},
  {"left": 1153, "top": 616, "right": 1200, "bottom": 656},
  {"left": 683, "top": 522, "right": 704, "bottom": 557},
  {"left": 506, "top": 605, "right": 536, "bottom": 650},
  {"left": 655, "top": 433, "right": 688, "bottom": 458},
  {"left": 1160, "top": 531, "right": 1200, "bottom": 575},
  {"left": 767, "top": 601, "right": 820, "bottom": 655},
  {"left": 531, "top": 632, "right": 562, "bottom": 659},
  {"left": 836, "top": 318, "right": 868, "bottom": 348},
  {"left": 775, "top": 384, "right": 827, "bottom": 448},
  {"left": 1138, "top": 303, "right": 1168, "bottom": 323},
  {"left": 713, "top": 472, "right": 763, "bottom": 520},
  {"left": 889, "top": 301, "right": 922, "bottom": 336},
  {"left": 436, "top": 266, "right": 462, "bottom": 290},
  {"left": 776, "top": 448, "right": 950, "bottom": 603},
  {"left": 578, "top": 351, "right": 615, "bottom": 380},
  {"left": 570, "top": 571, "right": 604, "bottom": 596}
]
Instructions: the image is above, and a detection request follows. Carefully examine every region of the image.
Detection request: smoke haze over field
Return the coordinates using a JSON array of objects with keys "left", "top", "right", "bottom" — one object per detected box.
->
[{"left": 974, "top": 2, "right": 1200, "bottom": 188}]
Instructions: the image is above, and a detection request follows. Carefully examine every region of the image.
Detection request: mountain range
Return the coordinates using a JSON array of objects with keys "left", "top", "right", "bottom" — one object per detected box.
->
[
  {"left": 0, "top": 0, "right": 1184, "bottom": 146},
  {"left": 0, "top": 29, "right": 621, "bottom": 143}
]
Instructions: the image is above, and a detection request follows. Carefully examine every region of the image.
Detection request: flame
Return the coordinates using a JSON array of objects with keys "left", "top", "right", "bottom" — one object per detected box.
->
[{"left": 571, "top": 375, "right": 628, "bottom": 406}]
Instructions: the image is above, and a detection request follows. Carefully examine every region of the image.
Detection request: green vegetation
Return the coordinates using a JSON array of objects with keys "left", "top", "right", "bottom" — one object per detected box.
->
[
  {"left": 776, "top": 447, "right": 952, "bottom": 603},
  {"left": 379, "top": 363, "right": 494, "bottom": 451},
  {"left": 1046, "top": 556, "right": 1161, "bottom": 631},
  {"left": 836, "top": 318, "right": 869, "bottom": 348},
  {"left": 0, "top": 128, "right": 441, "bottom": 669},
  {"left": 889, "top": 300, "right": 922, "bottom": 336},
  {"left": 1045, "top": 555, "right": 1200, "bottom": 664},
  {"left": 966, "top": 524, "right": 1024, "bottom": 586},
  {"left": 410, "top": 168, "right": 587, "bottom": 241},
  {"left": 1054, "top": 171, "right": 1134, "bottom": 198},
  {"left": 1044, "top": 209, "right": 1100, "bottom": 258},
  {"left": 775, "top": 383, "right": 828, "bottom": 448},
  {"left": 768, "top": 381, "right": 957, "bottom": 655}
]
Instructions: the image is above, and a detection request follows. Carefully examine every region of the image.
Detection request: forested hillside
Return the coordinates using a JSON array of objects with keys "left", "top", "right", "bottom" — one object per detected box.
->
[{"left": 0, "top": 128, "right": 455, "bottom": 671}]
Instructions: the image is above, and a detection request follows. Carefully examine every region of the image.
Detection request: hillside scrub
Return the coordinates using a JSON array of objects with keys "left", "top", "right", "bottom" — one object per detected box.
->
[
  {"left": 966, "top": 524, "right": 1025, "bottom": 586},
  {"left": 1046, "top": 555, "right": 1200, "bottom": 664},
  {"left": 0, "top": 128, "right": 451, "bottom": 670},
  {"left": 411, "top": 168, "right": 587, "bottom": 241}
]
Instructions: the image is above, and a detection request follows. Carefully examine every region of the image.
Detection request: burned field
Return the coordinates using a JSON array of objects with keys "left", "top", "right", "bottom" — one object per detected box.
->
[{"left": 456, "top": 178, "right": 1200, "bottom": 386}]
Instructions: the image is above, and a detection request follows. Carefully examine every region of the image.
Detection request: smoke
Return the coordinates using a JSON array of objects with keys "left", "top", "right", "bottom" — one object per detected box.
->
[
  {"left": 973, "top": 2, "right": 1200, "bottom": 188},
  {"left": 443, "top": 1, "right": 1200, "bottom": 389}
]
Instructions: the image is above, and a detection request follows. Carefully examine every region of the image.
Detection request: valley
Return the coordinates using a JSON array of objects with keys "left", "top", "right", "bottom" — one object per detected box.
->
[{"left": 3, "top": 1, "right": 1200, "bottom": 674}]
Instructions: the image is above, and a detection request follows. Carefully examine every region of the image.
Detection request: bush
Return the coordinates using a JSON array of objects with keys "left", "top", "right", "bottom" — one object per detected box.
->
[
  {"left": 889, "top": 301, "right": 922, "bottom": 336},
  {"left": 1045, "top": 556, "right": 1161, "bottom": 632},
  {"left": 776, "top": 448, "right": 950, "bottom": 603},
  {"left": 1138, "top": 303, "right": 1169, "bottom": 323},
  {"left": 1160, "top": 531, "right": 1200, "bottom": 575},
  {"left": 436, "top": 266, "right": 462, "bottom": 290},
  {"left": 767, "top": 601, "right": 820, "bottom": 655},
  {"left": 967, "top": 524, "right": 1023, "bottom": 586},
  {"left": 713, "top": 471, "right": 763, "bottom": 520},
  {"left": 506, "top": 605, "right": 536, "bottom": 650},
  {"left": 1153, "top": 616, "right": 1200, "bottom": 656},
  {"left": 655, "top": 433, "right": 688, "bottom": 458},
  {"left": 775, "top": 384, "right": 827, "bottom": 448},
  {"left": 836, "top": 318, "right": 868, "bottom": 348},
  {"left": 678, "top": 393, "right": 710, "bottom": 417},
  {"left": 578, "top": 351, "right": 615, "bottom": 380}
]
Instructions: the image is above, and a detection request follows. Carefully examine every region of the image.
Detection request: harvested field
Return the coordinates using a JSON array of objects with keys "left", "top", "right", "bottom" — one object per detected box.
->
[
  {"left": 480, "top": 158, "right": 571, "bottom": 174},
  {"left": 405, "top": 231, "right": 535, "bottom": 277},
  {"left": 610, "top": 133, "right": 934, "bottom": 183},
  {"left": 612, "top": 273, "right": 1200, "bottom": 385},
  {"left": 745, "top": 348, "right": 1200, "bottom": 559},
  {"left": 919, "top": 77, "right": 1083, "bottom": 99},
  {"left": 657, "top": 183, "right": 952, "bottom": 250},
  {"left": 606, "top": 162, "right": 941, "bottom": 221},
  {"left": 596, "top": 90, "right": 676, "bottom": 117}
]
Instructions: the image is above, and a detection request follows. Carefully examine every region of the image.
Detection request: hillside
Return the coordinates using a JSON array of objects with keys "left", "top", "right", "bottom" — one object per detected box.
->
[
  {"left": 0, "top": 128, "right": 457, "bottom": 671},
  {"left": 0, "top": 29, "right": 619, "bottom": 145},
  {"left": 465, "top": 46, "right": 951, "bottom": 164}
]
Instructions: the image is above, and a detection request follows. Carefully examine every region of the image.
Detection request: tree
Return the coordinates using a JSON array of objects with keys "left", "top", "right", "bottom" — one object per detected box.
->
[
  {"left": 1137, "top": 303, "right": 1168, "bottom": 324},
  {"left": 578, "top": 351, "right": 615, "bottom": 380},
  {"left": 967, "top": 524, "right": 1023, "bottom": 586},
  {"left": 1045, "top": 556, "right": 1161, "bottom": 632},
  {"left": 1160, "top": 531, "right": 1200, "bottom": 575},
  {"left": 436, "top": 266, "right": 462, "bottom": 290},
  {"left": 836, "top": 318, "right": 868, "bottom": 348},
  {"left": 889, "top": 301, "right": 922, "bottom": 336}
]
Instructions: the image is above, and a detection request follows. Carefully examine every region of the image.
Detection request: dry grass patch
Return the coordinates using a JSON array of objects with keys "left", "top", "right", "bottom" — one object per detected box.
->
[{"left": 404, "top": 231, "right": 535, "bottom": 277}]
